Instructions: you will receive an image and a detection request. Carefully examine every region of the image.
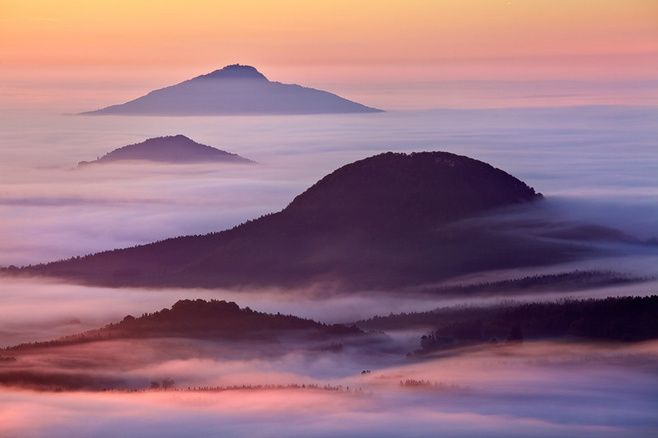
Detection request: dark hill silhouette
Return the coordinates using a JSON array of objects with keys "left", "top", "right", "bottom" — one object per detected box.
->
[
  {"left": 418, "top": 270, "right": 652, "bottom": 296},
  {"left": 5, "top": 299, "right": 363, "bottom": 351},
  {"left": 77, "top": 135, "right": 253, "bottom": 166},
  {"left": 356, "top": 296, "right": 658, "bottom": 353},
  {"left": 7, "top": 151, "right": 592, "bottom": 289},
  {"left": 82, "top": 64, "right": 381, "bottom": 115}
]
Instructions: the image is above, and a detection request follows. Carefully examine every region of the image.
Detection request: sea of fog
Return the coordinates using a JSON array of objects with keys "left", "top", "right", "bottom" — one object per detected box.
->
[
  {"left": 1, "top": 105, "right": 658, "bottom": 437},
  {"left": 0, "top": 106, "right": 658, "bottom": 336},
  {"left": 1, "top": 106, "right": 656, "bottom": 266},
  {"left": 2, "top": 340, "right": 658, "bottom": 437},
  {"left": 0, "top": 106, "right": 658, "bottom": 326},
  {"left": 1, "top": 106, "right": 657, "bottom": 342}
]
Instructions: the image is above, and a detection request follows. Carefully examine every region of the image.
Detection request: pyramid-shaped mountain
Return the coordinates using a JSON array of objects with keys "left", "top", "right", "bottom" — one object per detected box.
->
[{"left": 82, "top": 64, "right": 382, "bottom": 116}]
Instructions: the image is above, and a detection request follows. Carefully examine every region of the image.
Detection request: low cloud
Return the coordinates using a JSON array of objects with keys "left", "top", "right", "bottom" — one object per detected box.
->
[{"left": 1, "top": 340, "right": 657, "bottom": 437}]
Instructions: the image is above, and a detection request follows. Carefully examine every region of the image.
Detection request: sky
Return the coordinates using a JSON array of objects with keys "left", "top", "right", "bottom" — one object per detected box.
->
[{"left": 1, "top": 0, "right": 657, "bottom": 110}]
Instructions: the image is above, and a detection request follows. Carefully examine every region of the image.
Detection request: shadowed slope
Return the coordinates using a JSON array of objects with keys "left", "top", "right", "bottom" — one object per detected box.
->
[
  {"left": 9, "top": 151, "right": 584, "bottom": 290},
  {"left": 82, "top": 64, "right": 382, "bottom": 115}
]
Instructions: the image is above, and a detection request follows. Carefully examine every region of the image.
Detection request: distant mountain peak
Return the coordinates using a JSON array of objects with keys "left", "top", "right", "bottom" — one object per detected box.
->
[
  {"left": 196, "top": 64, "right": 268, "bottom": 81},
  {"left": 81, "top": 64, "right": 382, "bottom": 115}
]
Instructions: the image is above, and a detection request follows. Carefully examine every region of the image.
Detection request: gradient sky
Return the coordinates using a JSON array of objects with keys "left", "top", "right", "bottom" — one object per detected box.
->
[{"left": 1, "top": 0, "right": 657, "bottom": 109}]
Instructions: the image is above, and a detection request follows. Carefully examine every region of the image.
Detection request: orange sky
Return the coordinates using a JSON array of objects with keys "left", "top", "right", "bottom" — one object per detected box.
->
[{"left": 1, "top": 0, "right": 657, "bottom": 109}]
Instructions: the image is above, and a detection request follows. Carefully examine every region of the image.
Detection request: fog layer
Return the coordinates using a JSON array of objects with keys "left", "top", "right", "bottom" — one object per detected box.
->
[
  {"left": 2, "top": 341, "right": 657, "bottom": 437},
  {"left": 1, "top": 106, "right": 656, "bottom": 266}
]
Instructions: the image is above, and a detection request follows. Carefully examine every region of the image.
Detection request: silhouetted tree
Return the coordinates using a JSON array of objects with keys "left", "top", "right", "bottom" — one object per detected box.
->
[
  {"left": 507, "top": 325, "right": 524, "bottom": 343},
  {"left": 161, "top": 378, "right": 175, "bottom": 390}
]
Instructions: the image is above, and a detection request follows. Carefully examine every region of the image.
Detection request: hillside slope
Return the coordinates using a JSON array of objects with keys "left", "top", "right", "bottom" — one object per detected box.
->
[{"left": 9, "top": 151, "right": 585, "bottom": 290}]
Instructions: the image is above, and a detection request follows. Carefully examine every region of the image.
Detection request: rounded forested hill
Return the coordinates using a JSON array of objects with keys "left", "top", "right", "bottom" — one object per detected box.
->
[{"left": 282, "top": 151, "right": 540, "bottom": 231}]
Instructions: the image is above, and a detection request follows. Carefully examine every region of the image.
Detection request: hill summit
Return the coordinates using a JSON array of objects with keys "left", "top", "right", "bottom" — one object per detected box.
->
[
  {"left": 283, "top": 151, "right": 540, "bottom": 231},
  {"left": 197, "top": 64, "right": 268, "bottom": 81}
]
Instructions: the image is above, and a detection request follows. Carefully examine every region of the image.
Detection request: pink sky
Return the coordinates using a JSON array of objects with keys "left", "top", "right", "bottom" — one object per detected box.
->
[{"left": 1, "top": 0, "right": 657, "bottom": 109}]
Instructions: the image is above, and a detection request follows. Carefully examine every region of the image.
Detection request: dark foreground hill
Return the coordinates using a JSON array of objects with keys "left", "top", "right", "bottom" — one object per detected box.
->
[
  {"left": 2, "top": 296, "right": 656, "bottom": 391},
  {"left": 7, "top": 151, "right": 569, "bottom": 289},
  {"left": 356, "top": 295, "right": 658, "bottom": 353},
  {"left": 82, "top": 64, "right": 381, "bottom": 115},
  {"left": 0, "top": 300, "right": 363, "bottom": 390},
  {"left": 78, "top": 135, "right": 253, "bottom": 166},
  {"left": 5, "top": 299, "right": 363, "bottom": 351}
]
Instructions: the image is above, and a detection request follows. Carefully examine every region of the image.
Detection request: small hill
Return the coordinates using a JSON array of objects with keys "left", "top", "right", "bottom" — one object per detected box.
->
[
  {"left": 77, "top": 135, "right": 253, "bottom": 166},
  {"left": 82, "top": 64, "right": 382, "bottom": 116},
  {"left": 9, "top": 151, "right": 564, "bottom": 290},
  {"left": 5, "top": 299, "right": 363, "bottom": 350}
]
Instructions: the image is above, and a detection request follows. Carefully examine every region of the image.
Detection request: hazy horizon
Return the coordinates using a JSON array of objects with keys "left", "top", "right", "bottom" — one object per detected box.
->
[{"left": 2, "top": 0, "right": 657, "bottom": 111}]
